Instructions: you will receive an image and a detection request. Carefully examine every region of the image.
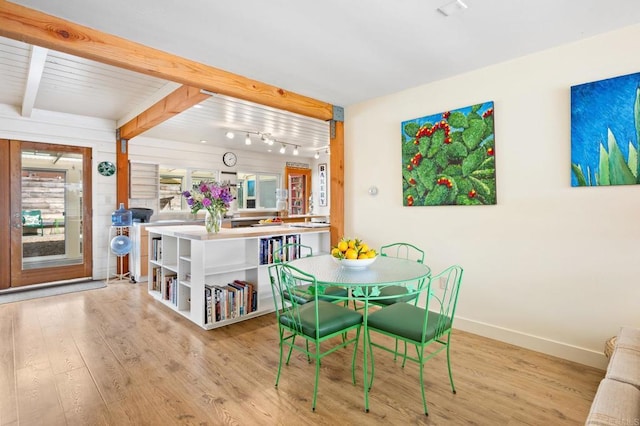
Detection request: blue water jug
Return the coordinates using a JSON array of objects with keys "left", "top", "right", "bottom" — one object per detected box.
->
[{"left": 111, "top": 203, "right": 132, "bottom": 227}]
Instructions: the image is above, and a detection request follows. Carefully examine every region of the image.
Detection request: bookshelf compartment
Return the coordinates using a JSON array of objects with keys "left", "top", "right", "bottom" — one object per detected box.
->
[{"left": 146, "top": 225, "right": 329, "bottom": 329}]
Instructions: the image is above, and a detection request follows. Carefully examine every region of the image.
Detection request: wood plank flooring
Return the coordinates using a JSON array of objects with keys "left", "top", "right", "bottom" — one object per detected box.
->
[{"left": 0, "top": 280, "right": 604, "bottom": 425}]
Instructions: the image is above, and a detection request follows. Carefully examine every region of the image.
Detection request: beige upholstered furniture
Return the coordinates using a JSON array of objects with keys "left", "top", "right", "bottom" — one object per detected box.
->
[{"left": 585, "top": 327, "right": 640, "bottom": 425}]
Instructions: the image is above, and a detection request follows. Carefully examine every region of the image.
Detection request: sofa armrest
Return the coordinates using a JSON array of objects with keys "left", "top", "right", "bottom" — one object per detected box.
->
[{"left": 586, "top": 378, "right": 640, "bottom": 425}]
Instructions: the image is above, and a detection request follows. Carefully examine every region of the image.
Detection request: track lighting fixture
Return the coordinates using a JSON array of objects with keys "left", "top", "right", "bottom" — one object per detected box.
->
[
  {"left": 314, "top": 151, "right": 320, "bottom": 159},
  {"left": 236, "top": 130, "right": 307, "bottom": 155},
  {"left": 225, "top": 131, "right": 235, "bottom": 139}
]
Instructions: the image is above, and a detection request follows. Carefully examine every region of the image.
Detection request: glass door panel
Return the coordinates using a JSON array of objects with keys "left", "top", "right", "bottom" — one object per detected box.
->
[{"left": 8, "top": 140, "right": 92, "bottom": 288}]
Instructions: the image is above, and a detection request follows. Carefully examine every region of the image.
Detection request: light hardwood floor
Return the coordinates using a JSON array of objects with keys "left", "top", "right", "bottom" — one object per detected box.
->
[{"left": 0, "top": 280, "right": 604, "bottom": 425}]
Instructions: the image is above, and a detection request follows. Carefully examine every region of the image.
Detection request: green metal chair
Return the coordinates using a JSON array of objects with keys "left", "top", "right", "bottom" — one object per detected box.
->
[
  {"left": 353, "top": 242, "right": 426, "bottom": 310},
  {"left": 366, "top": 264, "right": 464, "bottom": 416},
  {"left": 269, "top": 262, "right": 363, "bottom": 411},
  {"left": 273, "top": 243, "right": 349, "bottom": 304}
]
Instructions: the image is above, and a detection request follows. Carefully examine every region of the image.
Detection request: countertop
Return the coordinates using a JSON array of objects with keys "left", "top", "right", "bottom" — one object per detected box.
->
[
  {"left": 145, "top": 224, "right": 330, "bottom": 241},
  {"left": 135, "top": 214, "right": 328, "bottom": 226}
]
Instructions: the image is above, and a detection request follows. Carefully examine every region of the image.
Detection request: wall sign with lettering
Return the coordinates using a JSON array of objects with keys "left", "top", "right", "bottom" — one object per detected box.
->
[{"left": 318, "top": 163, "right": 327, "bottom": 207}]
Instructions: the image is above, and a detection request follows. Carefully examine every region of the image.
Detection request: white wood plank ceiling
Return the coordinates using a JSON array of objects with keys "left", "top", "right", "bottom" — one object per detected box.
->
[{"left": 0, "top": 36, "right": 330, "bottom": 158}]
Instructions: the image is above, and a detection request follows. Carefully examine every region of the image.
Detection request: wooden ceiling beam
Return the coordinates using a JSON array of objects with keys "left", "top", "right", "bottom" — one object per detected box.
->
[
  {"left": 0, "top": 0, "right": 335, "bottom": 121},
  {"left": 119, "top": 85, "right": 210, "bottom": 140}
]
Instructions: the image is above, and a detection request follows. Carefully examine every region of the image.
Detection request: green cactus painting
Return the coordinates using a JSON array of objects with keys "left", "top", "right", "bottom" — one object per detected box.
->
[
  {"left": 571, "top": 72, "right": 640, "bottom": 186},
  {"left": 401, "top": 102, "right": 496, "bottom": 206}
]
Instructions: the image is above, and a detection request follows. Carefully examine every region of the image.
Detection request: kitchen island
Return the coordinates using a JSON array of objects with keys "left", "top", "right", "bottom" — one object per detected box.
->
[{"left": 145, "top": 224, "right": 330, "bottom": 329}]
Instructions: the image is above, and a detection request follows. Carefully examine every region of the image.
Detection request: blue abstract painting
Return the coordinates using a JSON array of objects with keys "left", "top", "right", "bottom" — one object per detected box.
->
[{"left": 571, "top": 72, "right": 640, "bottom": 186}]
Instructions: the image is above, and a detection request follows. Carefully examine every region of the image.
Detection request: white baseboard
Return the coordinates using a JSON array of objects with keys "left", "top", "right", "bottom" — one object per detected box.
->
[{"left": 454, "top": 316, "right": 608, "bottom": 370}]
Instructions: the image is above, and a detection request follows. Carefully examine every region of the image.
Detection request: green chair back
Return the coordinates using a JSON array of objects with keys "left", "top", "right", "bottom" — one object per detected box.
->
[
  {"left": 354, "top": 242, "right": 426, "bottom": 310},
  {"left": 267, "top": 262, "right": 363, "bottom": 411},
  {"left": 272, "top": 242, "right": 348, "bottom": 305},
  {"left": 272, "top": 242, "right": 313, "bottom": 263},
  {"left": 366, "top": 264, "right": 463, "bottom": 415},
  {"left": 380, "top": 242, "right": 425, "bottom": 264}
]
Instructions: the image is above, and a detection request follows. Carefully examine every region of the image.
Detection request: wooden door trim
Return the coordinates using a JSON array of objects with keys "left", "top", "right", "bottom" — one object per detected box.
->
[
  {"left": 0, "top": 140, "right": 9, "bottom": 290},
  {"left": 9, "top": 140, "right": 93, "bottom": 287}
]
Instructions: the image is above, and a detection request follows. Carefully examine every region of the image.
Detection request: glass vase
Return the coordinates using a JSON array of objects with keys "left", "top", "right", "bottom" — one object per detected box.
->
[{"left": 205, "top": 208, "right": 223, "bottom": 234}]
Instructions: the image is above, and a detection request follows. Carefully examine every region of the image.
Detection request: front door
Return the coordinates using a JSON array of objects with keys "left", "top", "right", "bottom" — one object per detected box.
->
[{"left": 0, "top": 140, "right": 92, "bottom": 289}]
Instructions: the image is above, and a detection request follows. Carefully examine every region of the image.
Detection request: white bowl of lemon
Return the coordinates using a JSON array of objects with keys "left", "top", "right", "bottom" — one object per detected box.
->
[{"left": 331, "top": 238, "right": 378, "bottom": 269}]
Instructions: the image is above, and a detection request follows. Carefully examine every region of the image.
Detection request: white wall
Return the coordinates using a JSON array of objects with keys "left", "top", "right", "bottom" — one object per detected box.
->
[
  {"left": 0, "top": 104, "right": 117, "bottom": 280},
  {"left": 345, "top": 24, "right": 640, "bottom": 368}
]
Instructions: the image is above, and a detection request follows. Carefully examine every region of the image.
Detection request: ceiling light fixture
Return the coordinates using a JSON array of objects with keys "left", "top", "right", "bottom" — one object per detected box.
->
[
  {"left": 314, "top": 151, "right": 320, "bottom": 159},
  {"left": 437, "top": 0, "right": 467, "bottom": 17},
  {"left": 225, "top": 131, "right": 235, "bottom": 139},
  {"left": 200, "top": 139, "right": 207, "bottom": 144},
  {"left": 241, "top": 130, "right": 303, "bottom": 155}
]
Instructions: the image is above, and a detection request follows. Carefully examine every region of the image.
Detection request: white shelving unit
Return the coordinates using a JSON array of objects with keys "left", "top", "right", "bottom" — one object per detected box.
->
[{"left": 146, "top": 225, "right": 330, "bottom": 329}]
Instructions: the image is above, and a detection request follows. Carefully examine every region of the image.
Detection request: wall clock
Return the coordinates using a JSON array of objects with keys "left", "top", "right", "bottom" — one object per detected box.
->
[
  {"left": 97, "top": 161, "right": 116, "bottom": 177},
  {"left": 223, "top": 152, "right": 237, "bottom": 167}
]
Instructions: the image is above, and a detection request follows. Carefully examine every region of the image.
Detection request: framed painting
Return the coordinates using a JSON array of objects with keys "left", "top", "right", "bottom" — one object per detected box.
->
[
  {"left": 571, "top": 72, "right": 640, "bottom": 187},
  {"left": 401, "top": 101, "right": 496, "bottom": 206}
]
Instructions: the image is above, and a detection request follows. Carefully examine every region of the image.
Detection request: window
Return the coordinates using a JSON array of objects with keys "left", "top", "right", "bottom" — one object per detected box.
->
[
  {"left": 237, "top": 172, "right": 279, "bottom": 209},
  {"left": 158, "top": 167, "right": 220, "bottom": 212},
  {"left": 159, "top": 167, "right": 186, "bottom": 211}
]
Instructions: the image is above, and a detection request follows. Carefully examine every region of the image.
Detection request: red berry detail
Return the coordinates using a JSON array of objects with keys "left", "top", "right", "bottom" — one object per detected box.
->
[{"left": 487, "top": 147, "right": 494, "bottom": 156}]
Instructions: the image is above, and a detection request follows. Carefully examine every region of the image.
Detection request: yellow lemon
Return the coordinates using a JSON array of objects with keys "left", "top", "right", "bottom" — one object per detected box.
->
[
  {"left": 348, "top": 240, "right": 356, "bottom": 249},
  {"left": 360, "top": 243, "right": 369, "bottom": 253},
  {"left": 345, "top": 248, "right": 358, "bottom": 260},
  {"left": 337, "top": 240, "right": 348, "bottom": 252},
  {"left": 358, "top": 253, "right": 368, "bottom": 259},
  {"left": 331, "top": 247, "right": 340, "bottom": 257},
  {"left": 367, "top": 250, "right": 377, "bottom": 258}
]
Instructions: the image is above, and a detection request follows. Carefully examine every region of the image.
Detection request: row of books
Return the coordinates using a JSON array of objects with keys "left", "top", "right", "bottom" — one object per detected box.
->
[
  {"left": 205, "top": 280, "right": 257, "bottom": 324},
  {"left": 151, "top": 237, "right": 162, "bottom": 262},
  {"left": 150, "top": 266, "right": 162, "bottom": 292},
  {"left": 150, "top": 267, "right": 178, "bottom": 306},
  {"left": 259, "top": 234, "right": 301, "bottom": 265},
  {"left": 164, "top": 273, "right": 178, "bottom": 305}
]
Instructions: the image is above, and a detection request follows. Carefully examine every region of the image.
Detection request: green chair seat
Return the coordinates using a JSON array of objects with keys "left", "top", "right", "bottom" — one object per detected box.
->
[
  {"left": 284, "top": 285, "right": 348, "bottom": 305},
  {"left": 281, "top": 300, "right": 362, "bottom": 338},
  {"left": 368, "top": 303, "right": 451, "bottom": 342}
]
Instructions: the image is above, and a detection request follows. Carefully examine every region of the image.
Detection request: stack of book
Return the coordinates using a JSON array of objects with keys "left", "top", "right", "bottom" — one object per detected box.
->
[
  {"left": 259, "top": 234, "right": 301, "bottom": 264},
  {"left": 204, "top": 280, "right": 257, "bottom": 324}
]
